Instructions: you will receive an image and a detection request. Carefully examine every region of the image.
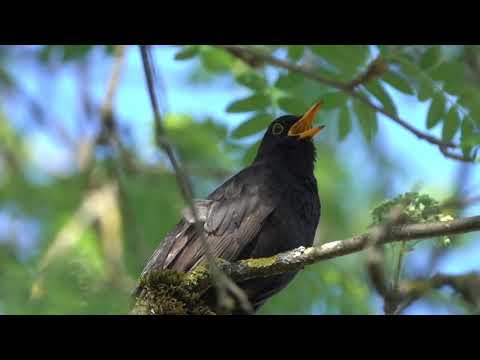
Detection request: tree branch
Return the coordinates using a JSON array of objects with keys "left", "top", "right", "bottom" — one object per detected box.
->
[
  {"left": 218, "top": 45, "right": 475, "bottom": 161},
  {"left": 443, "top": 194, "right": 480, "bottom": 209},
  {"left": 132, "top": 215, "right": 480, "bottom": 314},
  {"left": 207, "top": 215, "right": 480, "bottom": 285},
  {"left": 395, "top": 272, "right": 480, "bottom": 313},
  {"left": 439, "top": 145, "right": 478, "bottom": 163}
]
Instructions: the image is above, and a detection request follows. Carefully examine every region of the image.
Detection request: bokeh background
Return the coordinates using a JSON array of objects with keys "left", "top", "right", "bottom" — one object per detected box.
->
[{"left": 0, "top": 45, "right": 479, "bottom": 315}]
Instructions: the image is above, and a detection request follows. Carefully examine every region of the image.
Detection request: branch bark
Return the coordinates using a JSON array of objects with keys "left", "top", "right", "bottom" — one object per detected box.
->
[{"left": 132, "top": 215, "right": 480, "bottom": 314}]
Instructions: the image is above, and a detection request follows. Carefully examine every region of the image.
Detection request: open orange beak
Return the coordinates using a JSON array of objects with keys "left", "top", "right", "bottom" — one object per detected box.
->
[{"left": 287, "top": 102, "right": 325, "bottom": 140}]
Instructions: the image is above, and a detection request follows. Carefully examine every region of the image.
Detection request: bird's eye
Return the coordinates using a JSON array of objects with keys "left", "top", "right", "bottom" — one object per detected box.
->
[{"left": 272, "top": 123, "right": 284, "bottom": 135}]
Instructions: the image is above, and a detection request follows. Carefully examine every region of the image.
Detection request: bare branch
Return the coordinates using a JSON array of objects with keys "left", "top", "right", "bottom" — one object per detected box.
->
[
  {"left": 78, "top": 45, "right": 129, "bottom": 170},
  {"left": 443, "top": 194, "right": 480, "bottom": 209},
  {"left": 440, "top": 145, "right": 478, "bottom": 163},
  {"left": 396, "top": 272, "right": 480, "bottom": 313},
  {"left": 100, "top": 45, "right": 128, "bottom": 121}
]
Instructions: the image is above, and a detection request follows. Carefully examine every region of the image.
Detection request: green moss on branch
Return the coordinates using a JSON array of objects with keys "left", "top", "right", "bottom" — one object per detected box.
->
[{"left": 131, "top": 267, "right": 215, "bottom": 315}]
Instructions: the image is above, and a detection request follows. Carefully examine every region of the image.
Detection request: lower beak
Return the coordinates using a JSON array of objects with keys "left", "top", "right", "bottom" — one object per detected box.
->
[{"left": 288, "top": 102, "right": 325, "bottom": 140}]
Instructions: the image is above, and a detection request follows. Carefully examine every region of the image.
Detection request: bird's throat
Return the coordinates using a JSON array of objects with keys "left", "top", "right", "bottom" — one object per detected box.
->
[{"left": 256, "top": 141, "right": 317, "bottom": 177}]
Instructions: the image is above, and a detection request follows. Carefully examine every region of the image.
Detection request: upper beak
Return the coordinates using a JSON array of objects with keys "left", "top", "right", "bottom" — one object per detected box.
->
[{"left": 288, "top": 102, "right": 326, "bottom": 140}]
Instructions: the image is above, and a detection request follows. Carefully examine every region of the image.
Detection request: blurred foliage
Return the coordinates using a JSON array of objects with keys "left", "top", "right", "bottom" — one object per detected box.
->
[{"left": 0, "top": 45, "right": 479, "bottom": 315}]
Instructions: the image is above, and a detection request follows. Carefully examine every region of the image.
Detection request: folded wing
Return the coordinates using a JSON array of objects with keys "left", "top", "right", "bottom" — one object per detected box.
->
[{"left": 139, "top": 165, "right": 276, "bottom": 278}]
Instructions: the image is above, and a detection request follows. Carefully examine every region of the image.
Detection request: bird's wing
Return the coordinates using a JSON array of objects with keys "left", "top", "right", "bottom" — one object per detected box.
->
[{"left": 140, "top": 165, "right": 276, "bottom": 276}]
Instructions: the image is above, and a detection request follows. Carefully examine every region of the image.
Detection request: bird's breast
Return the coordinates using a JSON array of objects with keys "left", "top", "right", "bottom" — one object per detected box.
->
[
  {"left": 246, "top": 176, "right": 320, "bottom": 259},
  {"left": 282, "top": 179, "right": 320, "bottom": 238}
]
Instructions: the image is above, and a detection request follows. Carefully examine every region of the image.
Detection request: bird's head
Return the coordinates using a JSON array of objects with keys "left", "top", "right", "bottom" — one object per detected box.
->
[{"left": 255, "top": 102, "right": 325, "bottom": 175}]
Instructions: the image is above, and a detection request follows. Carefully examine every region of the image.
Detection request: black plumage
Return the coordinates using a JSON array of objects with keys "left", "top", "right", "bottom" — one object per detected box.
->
[{"left": 135, "top": 103, "right": 325, "bottom": 313}]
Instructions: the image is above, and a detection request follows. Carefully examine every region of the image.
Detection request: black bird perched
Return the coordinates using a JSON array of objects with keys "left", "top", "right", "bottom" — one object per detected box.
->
[{"left": 135, "top": 102, "right": 325, "bottom": 313}]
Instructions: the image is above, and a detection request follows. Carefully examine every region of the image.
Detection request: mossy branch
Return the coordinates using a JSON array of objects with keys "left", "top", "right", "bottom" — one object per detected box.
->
[{"left": 131, "top": 215, "right": 480, "bottom": 315}]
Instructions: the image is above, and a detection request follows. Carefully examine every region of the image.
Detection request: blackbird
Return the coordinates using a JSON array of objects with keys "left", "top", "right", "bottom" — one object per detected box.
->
[{"left": 135, "top": 102, "right": 325, "bottom": 313}]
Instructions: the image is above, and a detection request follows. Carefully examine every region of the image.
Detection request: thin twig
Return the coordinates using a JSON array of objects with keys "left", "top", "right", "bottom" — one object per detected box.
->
[
  {"left": 5, "top": 82, "right": 76, "bottom": 150},
  {"left": 440, "top": 145, "right": 478, "bottom": 162},
  {"left": 396, "top": 272, "right": 480, "bottom": 313},
  {"left": 365, "top": 203, "right": 409, "bottom": 314},
  {"left": 393, "top": 242, "right": 406, "bottom": 293},
  {"left": 138, "top": 45, "right": 253, "bottom": 313},
  {"left": 78, "top": 45, "right": 130, "bottom": 170},
  {"left": 443, "top": 194, "right": 480, "bottom": 209},
  {"left": 100, "top": 45, "right": 128, "bottom": 120}
]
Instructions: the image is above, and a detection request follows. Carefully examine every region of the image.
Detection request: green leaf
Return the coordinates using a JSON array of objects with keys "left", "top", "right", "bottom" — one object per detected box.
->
[
  {"left": 443, "top": 80, "right": 469, "bottom": 97},
  {"left": 460, "top": 119, "right": 475, "bottom": 157},
  {"left": 231, "top": 113, "right": 272, "bottom": 139},
  {"left": 235, "top": 72, "right": 268, "bottom": 91},
  {"left": 226, "top": 94, "right": 271, "bottom": 113},
  {"left": 442, "top": 107, "right": 461, "bottom": 142},
  {"left": 287, "top": 46, "right": 305, "bottom": 61},
  {"left": 364, "top": 80, "right": 398, "bottom": 116},
  {"left": 274, "top": 72, "right": 329, "bottom": 105},
  {"left": 426, "top": 94, "right": 446, "bottom": 129},
  {"left": 382, "top": 70, "right": 416, "bottom": 95},
  {"left": 430, "top": 61, "right": 465, "bottom": 85},
  {"left": 201, "top": 48, "right": 234, "bottom": 73},
  {"left": 398, "top": 58, "right": 435, "bottom": 102},
  {"left": 62, "top": 45, "right": 93, "bottom": 62},
  {"left": 460, "top": 118, "right": 480, "bottom": 157},
  {"left": 338, "top": 105, "right": 351, "bottom": 140},
  {"left": 354, "top": 100, "right": 378, "bottom": 142},
  {"left": 399, "top": 59, "right": 435, "bottom": 101},
  {"left": 456, "top": 85, "right": 480, "bottom": 106},
  {"left": 274, "top": 72, "right": 304, "bottom": 90},
  {"left": 203, "top": 118, "right": 228, "bottom": 140},
  {"left": 174, "top": 46, "right": 200, "bottom": 60},
  {"left": 416, "top": 77, "right": 435, "bottom": 102},
  {"left": 420, "top": 46, "right": 442, "bottom": 70},
  {"left": 310, "top": 45, "right": 369, "bottom": 78},
  {"left": 397, "top": 58, "right": 418, "bottom": 77},
  {"left": 320, "top": 92, "right": 348, "bottom": 111},
  {"left": 278, "top": 96, "right": 310, "bottom": 115}
]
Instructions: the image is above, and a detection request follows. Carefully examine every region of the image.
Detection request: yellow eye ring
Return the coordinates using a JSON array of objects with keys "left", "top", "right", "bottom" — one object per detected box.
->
[{"left": 272, "top": 123, "right": 284, "bottom": 135}]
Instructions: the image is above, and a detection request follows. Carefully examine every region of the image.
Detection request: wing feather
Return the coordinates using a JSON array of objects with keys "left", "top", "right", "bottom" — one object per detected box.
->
[{"left": 139, "top": 164, "right": 276, "bottom": 277}]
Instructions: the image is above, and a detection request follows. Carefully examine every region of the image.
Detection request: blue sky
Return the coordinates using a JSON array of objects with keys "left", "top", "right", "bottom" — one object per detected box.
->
[{"left": 2, "top": 45, "right": 479, "bottom": 314}]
